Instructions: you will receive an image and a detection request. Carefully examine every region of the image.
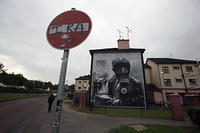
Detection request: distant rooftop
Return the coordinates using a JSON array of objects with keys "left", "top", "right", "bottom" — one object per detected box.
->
[
  {"left": 75, "top": 75, "right": 90, "bottom": 80},
  {"left": 147, "top": 58, "right": 198, "bottom": 64}
]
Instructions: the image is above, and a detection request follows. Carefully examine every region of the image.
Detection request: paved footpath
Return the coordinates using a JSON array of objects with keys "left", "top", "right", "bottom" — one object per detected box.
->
[{"left": 57, "top": 104, "right": 196, "bottom": 133}]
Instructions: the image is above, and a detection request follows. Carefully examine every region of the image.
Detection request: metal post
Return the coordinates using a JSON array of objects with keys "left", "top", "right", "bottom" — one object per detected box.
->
[{"left": 52, "top": 50, "right": 69, "bottom": 133}]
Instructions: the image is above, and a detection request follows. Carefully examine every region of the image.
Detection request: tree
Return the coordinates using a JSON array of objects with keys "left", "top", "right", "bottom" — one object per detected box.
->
[
  {"left": 46, "top": 81, "right": 53, "bottom": 89},
  {"left": 0, "top": 71, "right": 8, "bottom": 85},
  {"left": 14, "top": 74, "right": 27, "bottom": 86},
  {"left": 52, "top": 84, "right": 59, "bottom": 90},
  {"left": 68, "top": 84, "right": 75, "bottom": 93},
  {"left": 67, "top": 84, "right": 75, "bottom": 99},
  {"left": 0, "top": 72, "right": 27, "bottom": 86},
  {"left": 34, "top": 80, "right": 43, "bottom": 89},
  {"left": 24, "top": 80, "right": 35, "bottom": 90},
  {"left": 0, "top": 63, "right": 6, "bottom": 74}
]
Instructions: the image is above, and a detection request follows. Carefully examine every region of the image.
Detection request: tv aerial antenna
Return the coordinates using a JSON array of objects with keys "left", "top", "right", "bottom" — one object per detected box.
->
[
  {"left": 117, "top": 29, "right": 124, "bottom": 40},
  {"left": 125, "top": 26, "right": 132, "bottom": 40}
]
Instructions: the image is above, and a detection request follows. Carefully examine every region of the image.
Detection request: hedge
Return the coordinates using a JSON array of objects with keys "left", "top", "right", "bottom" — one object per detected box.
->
[{"left": 185, "top": 107, "right": 200, "bottom": 128}]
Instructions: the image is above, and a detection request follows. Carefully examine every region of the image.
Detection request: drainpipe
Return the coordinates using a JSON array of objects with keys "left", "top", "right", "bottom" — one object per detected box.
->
[
  {"left": 180, "top": 64, "right": 188, "bottom": 94},
  {"left": 157, "top": 65, "right": 165, "bottom": 105}
]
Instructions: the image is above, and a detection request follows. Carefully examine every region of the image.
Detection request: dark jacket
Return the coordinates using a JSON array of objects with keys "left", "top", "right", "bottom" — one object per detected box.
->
[{"left": 48, "top": 95, "right": 55, "bottom": 103}]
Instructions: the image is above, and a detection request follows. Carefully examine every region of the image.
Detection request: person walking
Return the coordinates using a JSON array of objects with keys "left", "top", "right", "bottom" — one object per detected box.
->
[{"left": 48, "top": 93, "right": 55, "bottom": 113}]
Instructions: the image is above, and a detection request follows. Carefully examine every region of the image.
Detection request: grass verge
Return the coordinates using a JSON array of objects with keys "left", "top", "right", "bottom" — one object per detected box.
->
[
  {"left": 64, "top": 102, "right": 171, "bottom": 119},
  {"left": 0, "top": 93, "right": 47, "bottom": 102},
  {"left": 107, "top": 124, "right": 196, "bottom": 133},
  {"left": 63, "top": 96, "right": 72, "bottom": 100}
]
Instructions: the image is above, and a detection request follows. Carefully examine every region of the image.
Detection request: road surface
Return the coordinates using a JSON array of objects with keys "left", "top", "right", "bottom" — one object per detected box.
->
[
  {"left": 0, "top": 96, "right": 54, "bottom": 133},
  {"left": 0, "top": 96, "right": 196, "bottom": 133}
]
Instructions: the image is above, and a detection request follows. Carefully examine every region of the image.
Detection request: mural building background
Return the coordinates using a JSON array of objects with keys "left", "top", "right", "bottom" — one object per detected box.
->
[{"left": 90, "top": 51, "right": 146, "bottom": 108}]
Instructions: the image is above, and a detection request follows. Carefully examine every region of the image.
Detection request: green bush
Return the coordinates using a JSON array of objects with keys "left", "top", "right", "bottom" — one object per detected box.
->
[{"left": 185, "top": 107, "right": 200, "bottom": 128}]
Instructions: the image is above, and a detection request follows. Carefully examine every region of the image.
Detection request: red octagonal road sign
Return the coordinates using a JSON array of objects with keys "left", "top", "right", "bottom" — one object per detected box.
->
[{"left": 46, "top": 9, "right": 92, "bottom": 50}]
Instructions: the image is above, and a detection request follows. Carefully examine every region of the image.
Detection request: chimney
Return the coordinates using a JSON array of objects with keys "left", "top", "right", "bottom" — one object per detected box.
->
[{"left": 117, "top": 39, "right": 130, "bottom": 49}]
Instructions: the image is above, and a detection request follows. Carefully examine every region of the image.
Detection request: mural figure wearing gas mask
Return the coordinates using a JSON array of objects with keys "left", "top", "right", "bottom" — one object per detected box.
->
[
  {"left": 107, "top": 58, "right": 144, "bottom": 106},
  {"left": 94, "top": 58, "right": 144, "bottom": 106}
]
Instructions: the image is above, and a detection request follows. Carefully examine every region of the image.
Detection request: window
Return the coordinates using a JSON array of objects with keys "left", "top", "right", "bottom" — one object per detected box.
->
[
  {"left": 161, "top": 66, "right": 169, "bottom": 73},
  {"left": 84, "top": 80, "right": 87, "bottom": 83},
  {"left": 189, "top": 79, "right": 197, "bottom": 85},
  {"left": 79, "top": 81, "right": 82, "bottom": 84},
  {"left": 164, "top": 79, "right": 171, "bottom": 86},
  {"left": 173, "top": 66, "right": 179, "bottom": 70},
  {"left": 176, "top": 79, "right": 182, "bottom": 83},
  {"left": 78, "top": 87, "right": 81, "bottom": 89},
  {"left": 185, "top": 66, "right": 193, "bottom": 72}
]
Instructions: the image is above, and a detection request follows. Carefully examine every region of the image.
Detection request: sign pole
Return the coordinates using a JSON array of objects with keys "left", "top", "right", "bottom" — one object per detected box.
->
[
  {"left": 46, "top": 9, "right": 92, "bottom": 133},
  {"left": 52, "top": 49, "right": 69, "bottom": 133}
]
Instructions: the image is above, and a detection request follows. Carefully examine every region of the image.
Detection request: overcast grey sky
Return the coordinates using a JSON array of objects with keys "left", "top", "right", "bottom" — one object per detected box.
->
[{"left": 0, "top": 0, "right": 200, "bottom": 84}]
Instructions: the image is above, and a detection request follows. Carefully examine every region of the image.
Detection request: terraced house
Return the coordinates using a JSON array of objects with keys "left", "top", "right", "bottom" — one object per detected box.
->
[
  {"left": 75, "top": 75, "right": 90, "bottom": 93},
  {"left": 145, "top": 58, "right": 200, "bottom": 104}
]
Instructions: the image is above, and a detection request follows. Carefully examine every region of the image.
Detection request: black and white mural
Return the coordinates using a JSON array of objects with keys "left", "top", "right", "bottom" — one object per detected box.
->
[{"left": 90, "top": 51, "right": 146, "bottom": 108}]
